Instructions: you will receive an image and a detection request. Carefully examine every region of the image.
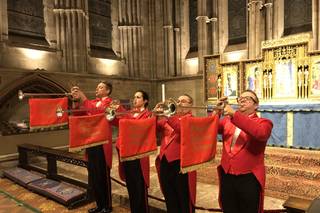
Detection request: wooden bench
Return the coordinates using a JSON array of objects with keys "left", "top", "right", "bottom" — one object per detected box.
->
[
  {"left": 283, "top": 196, "right": 313, "bottom": 213},
  {"left": 17, "top": 143, "right": 93, "bottom": 207}
]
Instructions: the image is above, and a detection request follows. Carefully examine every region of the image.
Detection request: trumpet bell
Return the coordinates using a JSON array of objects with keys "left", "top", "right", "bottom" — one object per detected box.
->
[{"left": 164, "top": 102, "right": 176, "bottom": 117}]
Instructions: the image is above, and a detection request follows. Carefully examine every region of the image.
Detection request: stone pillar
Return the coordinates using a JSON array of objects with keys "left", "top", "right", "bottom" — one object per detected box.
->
[
  {"left": 0, "top": 0, "right": 8, "bottom": 41},
  {"left": 272, "top": 0, "right": 284, "bottom": 39},
  {"left": 248, "top": 0, "right": 263, "bottom": 59},
  {"left": 162, "top": 0, "right": 175, "bottom": 76},
  {"left": 264, "top": 1, "right": 273, "bottom": 40},
  {"left": 211, "top": 0, "right": 219, "bottom": 54},
  {"left": 174, "top": 0, "right": 182, "bottom": 76},
  {"left": 197, "top": 0, "right": 208, "bottom": 74},
  {"left": 118, "top": 0, "right": 145, "bottom": 77},
  {"left": 146, "top": 0, "right": 157, "bottom": 78},
  {"left": 312, "top": 0, "right": 320, "bottom": 50},
  {"left": 53, "top": 0, "right": 88, "bottom": 73}
]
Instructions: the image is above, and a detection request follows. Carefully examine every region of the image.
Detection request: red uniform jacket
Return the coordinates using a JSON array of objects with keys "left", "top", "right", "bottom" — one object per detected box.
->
[
  {"left": 75, "top": 97, "right": 114, "bottom": 169},
  {"left": 156, "top": 113, "right": 197, "bottom": 206},
  {"left": 116, "top": 109, "right": 152, "bottom": 187},
  {"left": 217, "top": 111, "right": 273, "bottom": 213}
]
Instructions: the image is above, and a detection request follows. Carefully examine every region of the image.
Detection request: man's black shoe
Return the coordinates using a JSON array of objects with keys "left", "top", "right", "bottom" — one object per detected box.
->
[
  {"left": 88, "top": 207, "right": 101, "bottom": 213},
  {"left": 98, "top": 208, "right": 112, "bottom": 213}
]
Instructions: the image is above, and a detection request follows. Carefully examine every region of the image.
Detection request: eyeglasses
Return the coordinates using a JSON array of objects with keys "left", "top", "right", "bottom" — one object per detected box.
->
[
  {"left": 236, "top": 96, "right": 257, "bottom": 104},
  {"left": 177, "top": 99, "right": 192, "bottom": 104}
]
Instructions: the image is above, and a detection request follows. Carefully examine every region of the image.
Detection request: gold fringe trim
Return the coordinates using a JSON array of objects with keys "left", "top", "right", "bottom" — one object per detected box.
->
[
  {"left": 69, "top": 140, "right": 109, "bottom": 152},
  {"left": 180, "top": 158, "right": 216, "bottom": 174},
  {"left": 29, "top": 122, "right": 68, "bottom": 130},
  {"left": 120, "top": 149, "right": 158, "bottom": 162}
]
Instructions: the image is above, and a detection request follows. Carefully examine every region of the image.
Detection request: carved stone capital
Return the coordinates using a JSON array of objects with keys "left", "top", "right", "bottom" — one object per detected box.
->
[
  {"left": 264, "top": 3, "right": 273, "bottom": 8},
  {"left": 196, "top": 16, "right": 208, "bottom": 21},
  {"left": 163, "top": 25, "right": 173, "bottom": 29}
]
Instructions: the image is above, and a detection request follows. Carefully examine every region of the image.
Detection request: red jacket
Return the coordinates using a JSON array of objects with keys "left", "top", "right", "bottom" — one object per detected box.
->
[
  {"left": 217, "top": 111, "right": 273, "bottom": 213},
  {"left": 157, "top": 113, "right": 192, "bottom": 162},
  {"left": 156, "top": 113, "right": 197, "bottom": 206},
  {"left": 75, "top": 97, "right": 114, "bottom": 169},
  {"left": 117, "top": 109, "right": 152, "bottom": 187}
]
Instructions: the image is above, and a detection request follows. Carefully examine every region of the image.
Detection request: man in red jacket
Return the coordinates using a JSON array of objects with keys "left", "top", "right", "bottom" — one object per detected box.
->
[
  {"left": 216, "top": 90, "right": 273, "bottom": 213},
  {"left": 71, "top": 81, "right": 113, "bottom": 213},
  {"left": 155, "top": 94, "right": 197, "bottom": 213}
]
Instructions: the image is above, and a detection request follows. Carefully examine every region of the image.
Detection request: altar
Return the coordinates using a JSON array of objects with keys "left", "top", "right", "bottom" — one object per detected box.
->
[{"left": 204, "top": 33, "right": 320, "bottom": 149}]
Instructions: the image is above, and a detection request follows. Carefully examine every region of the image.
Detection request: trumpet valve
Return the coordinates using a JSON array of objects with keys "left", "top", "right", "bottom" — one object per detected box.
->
[{"left": 105, "top": 108, "right": 116, "bottom": 121}]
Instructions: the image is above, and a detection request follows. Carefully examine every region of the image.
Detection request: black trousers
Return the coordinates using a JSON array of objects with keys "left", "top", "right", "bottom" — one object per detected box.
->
[
  {"left": 87, "top": 145, "right": 111, "bottom": 210},
  {"left": 123, "top": 159, "right": 149, "bottom": 213},
  {"left": 220, "top": 169, "right": 260, "bottom": 213},
  {"left": 159, "top": 157, "right": 194, "bottom": 213}
]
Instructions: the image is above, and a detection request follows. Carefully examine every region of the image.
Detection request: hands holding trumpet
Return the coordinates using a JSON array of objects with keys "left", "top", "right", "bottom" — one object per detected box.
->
[
  {"left": 216, "top": 96, "right": 235, "bottom": 117},
  {"left": 70, "top": 86, "right": 87, "bottom": 103}
]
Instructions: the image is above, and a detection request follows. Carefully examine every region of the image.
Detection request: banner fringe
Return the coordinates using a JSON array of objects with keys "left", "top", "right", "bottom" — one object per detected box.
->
[
  {"left": 120, "top": 149, "right": 158, "bottom": 162},
  {"left": 69, "top": 140, "right": 108, "bottom": 152},
  {"left": 180, "top": 158, "right": 216, "bottom": 174},
  {"left": 30, "top": 122, "right": 68, "bottom": 130}
]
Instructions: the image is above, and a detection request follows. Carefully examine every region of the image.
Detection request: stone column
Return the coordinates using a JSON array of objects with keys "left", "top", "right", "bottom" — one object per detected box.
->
[
  {"left": 147, "top": 0, "right": 157, "bottom": 78},
  {"left": 174, "top": 0, "right": 182, "bottom": 76},
  {"left": 118, "top": 0, "right": 145, "bottom": 77},
  {"left": 0, "top": 0, "right": 8, "bottom": 41},
  {"left": 312, "top": 0, "right": 320, "bottom": 50},
  {"left": 53, "top": 0, "right": 88, "bottom": 73},
  {"left": 162, "top": 0, "right": 175, "bottom": 76},
  {"left": 264, "top": 1, "right": 273, "bottom": 40},
  {"left": 197, "top": 0, "right": 208, "bottom": 74},
  {"left": 248, "top": 0, "right": 263, "bottom": 59},
  {"left": 272, "top": 0, "right": 284, "bottom": 39},
  {"left": 211, "top": 0, "right": 219, "bottom": 54}
]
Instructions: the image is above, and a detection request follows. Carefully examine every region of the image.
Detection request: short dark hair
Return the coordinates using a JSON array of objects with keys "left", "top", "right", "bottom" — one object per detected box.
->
[
  {"left": 243, "top": 89, "right": 259, "bottom": 104},
  {"left": 135, "top": 90, "right": 149, "bottom": 108},
  {"left": 181, "top": 94, "right": 193, "bottom": 105},
  {"left": 101, "top": 81, "right": 112, "bottom": 95}
]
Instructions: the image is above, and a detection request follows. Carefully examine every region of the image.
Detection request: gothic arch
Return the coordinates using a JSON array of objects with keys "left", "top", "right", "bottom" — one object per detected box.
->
[{"left": 0, "top": 73, "right": 69, "bottom": 122}]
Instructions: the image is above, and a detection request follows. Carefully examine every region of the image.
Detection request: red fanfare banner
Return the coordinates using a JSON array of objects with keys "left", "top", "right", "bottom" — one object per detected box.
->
[
  {"left": 180, "top": 115, "right": 219, "bottom": 173},
  {"left": 29, "top": 97, "right": 68, "bottom": 129},
  {"left": 118, "top": 117, "right": 157, "bottom": 161},
  {"left": 69, "top": 113, "right": 110, "bottom": 152}
]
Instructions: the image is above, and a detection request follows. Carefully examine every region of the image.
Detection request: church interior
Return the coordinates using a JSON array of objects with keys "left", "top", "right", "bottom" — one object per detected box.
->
[{"left": 1, "top": 0, "right": 320, "bottom": 212}]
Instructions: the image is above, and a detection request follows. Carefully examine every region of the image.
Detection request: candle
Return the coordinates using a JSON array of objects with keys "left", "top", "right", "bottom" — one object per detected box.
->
[{"left": 161, "top": 84, "right": 165, "bottom": 102}]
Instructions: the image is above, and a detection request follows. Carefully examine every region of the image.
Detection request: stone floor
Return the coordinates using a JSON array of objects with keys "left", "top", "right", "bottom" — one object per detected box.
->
[
  {"left": 0, "top": 146, "right": 286, "bottom": 212},
  {"left": 52, "top": 147, "right": 285, "bottom": 212}
]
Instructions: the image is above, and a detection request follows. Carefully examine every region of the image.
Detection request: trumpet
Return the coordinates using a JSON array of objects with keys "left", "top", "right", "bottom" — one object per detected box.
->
[
  {"left": 153, "top": 98, "right": 225, "bottom": 117},
  {"left": 18, "top": 90, "right": 96, "bottom": 100},
  {"left": 56, "top": 100, "right": 132, "bottom": 121}
]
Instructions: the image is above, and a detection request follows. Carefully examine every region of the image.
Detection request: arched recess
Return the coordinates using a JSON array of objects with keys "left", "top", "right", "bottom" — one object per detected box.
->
[{"left": 0, "top": 73, "right": 69, "bottom": 130}]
